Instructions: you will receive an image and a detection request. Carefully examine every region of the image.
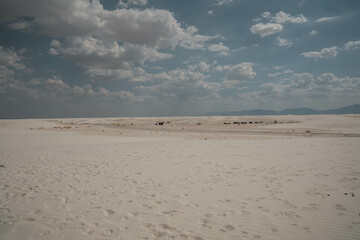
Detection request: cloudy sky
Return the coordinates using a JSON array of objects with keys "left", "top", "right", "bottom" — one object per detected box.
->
[{"left": 0, "top": 0, "right": 359, "bottom": 118}]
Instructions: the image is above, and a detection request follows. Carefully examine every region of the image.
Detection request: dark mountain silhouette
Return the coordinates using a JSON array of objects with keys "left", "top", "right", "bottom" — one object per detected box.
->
[{"left": 205, "top": 104, "right": 360, "bottom": 116}]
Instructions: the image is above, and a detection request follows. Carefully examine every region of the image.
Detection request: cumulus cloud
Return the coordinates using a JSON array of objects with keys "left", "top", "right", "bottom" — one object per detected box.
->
[
  {"left": 0, "top": 66, "right": 14, "bottom": 84},
  {"left": 0, "top": 45, "right": 31, "bottom": 86},
  {"left": 0, "top": 45, "right": 40, "bottom": 97},
  {"left": 85, "top": 68, "right": 134, "bottom": 82},
  {"left": 45, "top": 75, "right": 69, "bottom": 90},
  {"left": 72, "top": 84, "right": 135, "bottom": 100},
  {"left": 260, "top": 72, "right": 360, "bottom": 98},
  {"left": 0, "top": 45, "right": 27, "bottom": 71},
  {"left": 178, "top": 26, "right": 220, "bottom": 50},
  {"left": 250, "top": 23, "right": 283, "bottom": 37},
  {"left": 131, "top": 68, "right": 220, "bottom": 100},
  {"left": 49, "top": 36, "right": 172, "bottom": 81},
  {"left": 118, "top": 0, "right": 147, "bottom": 8},
  {"left": 277, "top": 36, "right": 292, "bottom": 47},
  {"left": 315, "top": 73, "right": 340, "bottom": 85},
  {"left": 0, "top": 44, "right": 137, "bottom": 100},
  {"left": 0, "top": 0, "right": 104, "bottom": 37},
  {"left": 187, "top": 61, "right": 213, "bottom": 72},
  {"left": 1, "top": 79, "right": 40, "bottom": 98},
  {"left": 0, "top": 0, "right": 224, "bottom": 87},
  {"left": 272, "top": 11, "right": 307, "bottom": 24},
  {"left": 208, "top": 42, "right": 229, "bottom": 55},
  {"left": 212, "top": 64, "right": 233, "bottom": 72},
  {"left": 252, "top": 11, "right": 307, "bottom": 24},
  {"left": 301, "top": 46, "right": 338, "bottom": 59},
  {"left": 225, "top": 63, "right": 256, "bottom": 83},
  {"left": 290, "top": 73, "right": 314, "bottom": 88},
  {"left": 0, "top": 0, "right": 219, "bottom": 50},
  {"left": 301, "top": 40, "right": 360, "bottom": 60},
  {"left": 250, "top": 11, "right": 307, "bottom": 37},
  {"left": 344, "top": 40, "right": 360, "bottom": 50}
]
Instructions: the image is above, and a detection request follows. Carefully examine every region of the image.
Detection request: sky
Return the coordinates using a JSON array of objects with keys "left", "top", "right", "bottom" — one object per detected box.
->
[{"left": 0, "top": 0, "right": 360, "bottom": 118}]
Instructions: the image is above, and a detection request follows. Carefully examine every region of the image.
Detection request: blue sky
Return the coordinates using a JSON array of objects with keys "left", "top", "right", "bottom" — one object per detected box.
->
[{"left": 0, "top": 0, "right": 359, "bottom": 118}]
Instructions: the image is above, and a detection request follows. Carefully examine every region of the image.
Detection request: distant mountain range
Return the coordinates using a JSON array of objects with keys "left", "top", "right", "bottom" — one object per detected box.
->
[{"left": 205, "top": 104, "right": 360, "bottom": 116}]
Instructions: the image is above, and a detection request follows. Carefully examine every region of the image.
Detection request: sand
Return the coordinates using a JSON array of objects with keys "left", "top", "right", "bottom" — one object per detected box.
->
[{"left": 0, "top": 115, "right": 359, "bottom": 240}]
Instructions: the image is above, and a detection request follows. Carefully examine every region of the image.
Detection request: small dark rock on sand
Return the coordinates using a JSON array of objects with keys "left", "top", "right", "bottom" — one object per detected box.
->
[{"left": 0, "top": 165, "right": 5, "bottom": 168}]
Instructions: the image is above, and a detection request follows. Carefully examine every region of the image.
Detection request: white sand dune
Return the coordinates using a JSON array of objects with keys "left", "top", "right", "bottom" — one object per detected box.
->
[{"left": 0, "top": 115, "right": 359, "bottom": 240}]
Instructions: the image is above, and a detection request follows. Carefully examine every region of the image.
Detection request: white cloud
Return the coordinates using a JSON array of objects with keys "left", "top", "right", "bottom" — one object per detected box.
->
[
  {"left": 0, "top": 0, "right": 219, "bottom": 50},
  {"left": 0, "top": 45, "right": 40, "bottom": 98},
  {"left": 0, "top": 45, "right": 27, "bottom": 71},
  {"left": 290, "top": 73, "right": 314, "bottom": 88},
  {"left": 212, "top": 64, "right": 233, "bottom": 72},
  {"left": 261, "top": 12, "right": 271, "bottom": 19},
  {"left": 132, "top": 68, "right": 220, "bottom": 100},
  {"left": 260, "top": 82, "right": 289, "bottom": 94},
  {"left": 260, "top": 72, "right": 360, "bottom": 97},
  {"left": 267, "top": 69, "right": 293, "bottom": 78},
  {"left": 301, "top": 46, "right": 338, "bottom": 59},
  {"left": 0, "top": 66, "right": 14, "bottom": 84},
  {"left": 315, "top": 16, "right": 340, "bottom": 23},
  {"left": 272, "top": 11, "right": 307, "bottom": 24},
  {"left": 208, "top": 42, "right": 229, "bottom": 55},
  {"left": 232, "top": 47, "right": 248, "bottom": 52},
  {"left": 118, "top": 0, "right": 147, "bottom": 8},
  {"left": 49, "top": 36, "right": 172, "bottom": 80},
  {"left": 71, "top": 84, "right": 135, "bottom": 100},
  {"left": 315, "top": 73, "right": 340, "bottom": 85},
  {"left": 344, "top": 40, "right": 360, "bottom": 50},
  {"left": 45, "top": 75, "right": 70, "bottom": 93},
  {"left": 277, "top": 36, "right": 292, "bottom": 47},
  {"left": 250, "top": 11, "right": 307, "bottom": 37},
  {"left": 310, "top": 30, "right": 318, "bottom": 35},
  {"left": 225, "top": 63, "right": 256, "bottom": 82},
  {"left": 85, "top": 67, "right": 145, "bottom": 82},
  {"left": 109, "top": 90, "right": 135, "bottom": 100},
  {"left": 187, "top": 61, "right": 213, "bottom": 72},
  {"left": 274, "top": 66, "right": 284, "bottom": 70},
  {"left": 268, "top": 72, "right": 282, "bottom": 78},
  {"left": 2, "top": 79, "right": 40, "bottom": 98},
  {"left": 71, "top": 84, "right": 95, "bottom": 95},
  {"left": 250, "top": 23, "right": 283, "bottom": 37},
  {"left": 0, "top": 45, "right": 31, "bottom": 85},
  {"left": 216, "top": 0, "right": 240, "bottom": 6},
  {"left": 207, "top": 10, "right": 214, "bottom": 15},
  {"left": 7, "top": 21, "right": 33, "bottom": 30},
  {"left": 86, "top": 68, "right": 134, "bottom": 82},
  {"left": 72, "top": 85, "right": 86, "bottom": 95},
  {"left": 179, "top": 26, "right": 220, "bottom": 50},
  {"left": 253, "top": 11, "right": 308, "bottom": 24}
]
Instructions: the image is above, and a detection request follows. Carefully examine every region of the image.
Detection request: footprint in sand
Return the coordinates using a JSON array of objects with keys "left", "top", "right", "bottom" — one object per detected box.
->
[
  {"left": 103, "top": 229, "right": 114, "bottom": 236},
  {"left": 153, "top": 231, "right": 167, "bottom": 237},
  {"left": 26, "top": 217, "right": 36, "bottom": 222},
  {"left": 75, "top": 222, "right": 85, "bottom": 229},
  {"left": 192, "top": 237, "right": 204, "bottom": 240},
  {"left": 335, "top": 204, "right": 348, "bottom": 215},
  {"left": 104, "top": 209, "right": 115, "bottom": 216},
  {"left": 221, "top": 224, "right": 235, "bottom": 232}
]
